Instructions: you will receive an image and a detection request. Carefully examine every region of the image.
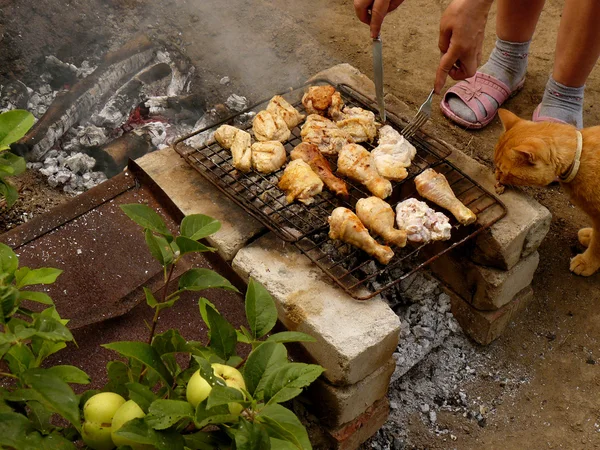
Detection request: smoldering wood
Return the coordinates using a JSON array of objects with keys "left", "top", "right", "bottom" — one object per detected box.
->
[{"left": 87, "top": 130, "right": 154, "bottom": 178}]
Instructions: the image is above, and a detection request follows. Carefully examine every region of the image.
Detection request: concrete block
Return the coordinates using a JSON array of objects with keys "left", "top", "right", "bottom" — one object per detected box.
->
[
  {"left": 134, "top": 147, "right": 265, "bottom": 261},
  {"left": 327, "top": 398, "right": 390, "bottom": 450},
  {"left": 307, "top": 358, "right": 395, "bottom": 428},
  {"left": 449, "top": 286, "right": 533, "bottom": 345},
  {"left": 231, "top": 233, "right": 401, "bottom": 386},
  {"left": 430, "top": 250, "right": 539, "bottom": 311}
]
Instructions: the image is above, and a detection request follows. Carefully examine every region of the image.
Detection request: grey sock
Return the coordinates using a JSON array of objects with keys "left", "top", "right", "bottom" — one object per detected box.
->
[
  {"left": 447, "top": 38, "right": 530, "bottom": 123},
  {"left": 538, "top": 76, "right": 584, "bottom": 128}
]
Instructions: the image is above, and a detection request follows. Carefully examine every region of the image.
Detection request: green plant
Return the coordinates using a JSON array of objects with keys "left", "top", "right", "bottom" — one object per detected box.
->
[
  {"left": 0, "top": 110, "right": 34, "bottom": 207},
  {"left": 0, "top": 242, "right": 88, "bottom": 449}
]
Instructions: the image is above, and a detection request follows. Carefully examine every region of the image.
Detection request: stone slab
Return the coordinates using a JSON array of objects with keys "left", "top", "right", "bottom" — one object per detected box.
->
[
  {"left": 430, "top": 249, "right": 539, "bottom": 311},
  {"left": 449, "top": 285, "right": 533, "bottom": 345},
  {"left": 135, "top": 147, "right": 265, "bottom": 261},
  {"left": 307, "top": 358, "right": 395, "bottom": 428},
  {"left": 231, "top": 233, "right": 401, "bottom": 386},
  {"left": 327, "top": 398, "right": 390, "bottom": 450}
]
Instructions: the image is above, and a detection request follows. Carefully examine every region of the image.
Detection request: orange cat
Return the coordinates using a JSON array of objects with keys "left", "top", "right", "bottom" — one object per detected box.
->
[{"left": 494, "top": 108, "right": 600, "bottom": 276}]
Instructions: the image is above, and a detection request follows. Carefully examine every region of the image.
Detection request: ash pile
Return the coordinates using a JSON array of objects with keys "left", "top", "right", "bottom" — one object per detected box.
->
[{"left": 3, "top": 35, "right": 247, "bottom": 196}]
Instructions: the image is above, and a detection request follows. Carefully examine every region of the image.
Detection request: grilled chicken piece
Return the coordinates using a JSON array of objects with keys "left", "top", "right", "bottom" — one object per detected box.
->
[
  {"left": 290, "top": 142, "right": 348, "bottom": 197},
  {"left": 300, "top": 114, "right": 352, "bottom": 155},
  {"left": 395, "top": 198, "right": 451, "bottom": 243},
  {"left": 328, "top": 207, "right": 394, "bottom": 265},
  {"left": 253, "top": 110, "right": 291, "bottom": 142},
  {"left": 336, "top": 107, "right": 378, "bottom": 143},
  {"left": 337, "top": 144, "right": 392, "bottom": 199},
  {"left": 266, "top": 95, "right": 305, "bottom": 129},
  {"left": 278, "top": 159, "right": 324, "bottom": 205},
  {"left": 302, "top": 86, "right": 345, "bottom": 118},
  {"left": 214, "top": 124, "right": 251, "bottom": 172},
  {"left": 415, "top": 169, "right": 477, "bottom": 225},
  {"left": 371, "top": 125, "right": 416, "bottom": 181},
  {"left": 250, "top": 141, "right": 287, "bottom": 174},
  {"left": 356, "top": 197, "right": 407, "bottom": 248}
]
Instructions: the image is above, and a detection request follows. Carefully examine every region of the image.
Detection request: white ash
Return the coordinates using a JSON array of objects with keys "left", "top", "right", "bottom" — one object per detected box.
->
[
  {"left": 226, "top": 94, "right": 249, "bottom": 112},
  {"left": 27, "top": 84, "right": 58, "bottom": 119},
  {"left": 234, "top": 111, "right": 256, "bottom": 128},
  {"left": 167, "top": 65, "right": 194, "bottom": 97},
  {"left": 220, "top": 76, "right": 231, "bottom": 85},
  {"left": 63, "top": 125, "right": 109, "bottom": 151},
  {"left": 144, "top": 96, "right": 169, "bottom": 115},
  {"left": 90, "top": 95, "right": 130, "bottom": 129}
]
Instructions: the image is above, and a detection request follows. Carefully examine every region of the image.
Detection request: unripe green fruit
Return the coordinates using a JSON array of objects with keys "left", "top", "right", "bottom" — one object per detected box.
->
[
  {"left": 81, "top": 392, "right": 126, "bottom": 450},
  {"left": 186, "top": 364, "right": 247, "bottom": 416},
  {"left": 111, "top": 400, "right": 152, "bottom": 450}
]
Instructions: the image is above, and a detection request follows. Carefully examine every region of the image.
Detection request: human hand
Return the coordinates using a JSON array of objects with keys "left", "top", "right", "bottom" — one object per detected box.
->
[
  {"left": 354, "top": 0, "right": 406, "bottom": 38},
  {"left": 434, "top": 0, "right": 494, "bottom": 93}
]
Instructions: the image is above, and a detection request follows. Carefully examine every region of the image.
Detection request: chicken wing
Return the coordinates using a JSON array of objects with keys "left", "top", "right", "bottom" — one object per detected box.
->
[
  {"left": 290, "top": 142, "right": 348, "bottom": 197},
  {"left": 214, "top": 124, "right": 251, "bottom": 172},
  {"left": 414, "top": 169, "right": 477, "bottom": 225},
  {"left": 250, "top": 141, "right": 287, "bottom": 174},
  {"left": 395, "top": 198, "right": 451, "bottom": 243},
  {"left": 335, "top": 107, "right": 378, "bottom": 143},
  {"left": 253, "top": 110, "right": 291, "bottom": 142},
  {"left": 266, "top": 95, "right": 305, "bottom": 129},
  {"left": 300, "top": 114, "right": 352, "bottom": 155},
  {"left": 337, "top": 144, "right": 392, "bottom": 199},
  {"left": 356, "top": 197, "right": 407, "bottom": 248},
  {"left": 278, "top": 159, "right": 324, "bottom": 205},
  {"left": 371, "top": 125, "right": 416, "bottom": 181},
  {"left": 328, "top": 207, "right": 394, "bottom": 265},
  {"left": 302, "top": 85, "right": 345, "bottom": 118}
]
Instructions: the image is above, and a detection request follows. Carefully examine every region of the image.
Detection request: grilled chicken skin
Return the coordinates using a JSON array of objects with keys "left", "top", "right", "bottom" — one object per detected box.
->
[
  {"left": 278, "top": 159, "right": 324, "bottom": 205},
  {"left": 250, "top": 141, "right": 287, "bottom": 174},
  {"left": 335, "top": 106, "right": 378, "bottom": 143},
  {"left": 253, "top": 110, "right": 291, "bottom": 142},
  {"left": 300, "top": 114, "right": 352, "bottom": 155},
  {"left": 290, "top": 142, "right": 348, "bottom": 198},
  {"left": 337, "top": 143, "right": 392, "bottom": 199},
  {"left": 356, "top": 197, "right": 407, "bottom": 248},
  {"left": 371, "top": 125, "right": 416, "bottom": 181},
  {"left": 302, "top": 85, "right": 345, "bottom": 119},
  {"left": 395, "top": 198, "right": 452, "bottom": 243},
  {"left": 328, "top": 207, "right": 394, "bottom": 265},
  {"left": 214, "top": 124, "right": 252, "bottom": 172},
  {"left": 266, "top": 95, "right": 305, "bottom": 129}
]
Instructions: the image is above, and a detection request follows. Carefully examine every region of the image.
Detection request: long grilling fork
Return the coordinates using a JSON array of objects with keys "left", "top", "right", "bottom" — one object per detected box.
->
[{"left": 401, "top": 88, "right": 435, "bottom": 139}]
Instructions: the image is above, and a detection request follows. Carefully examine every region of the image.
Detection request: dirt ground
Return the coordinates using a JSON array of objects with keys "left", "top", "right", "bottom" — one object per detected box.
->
[{"left": 3, "top": 0, "right": 600, "bottom": 448}]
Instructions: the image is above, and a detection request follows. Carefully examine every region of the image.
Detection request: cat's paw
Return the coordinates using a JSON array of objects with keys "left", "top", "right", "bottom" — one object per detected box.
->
[
  {"left": 570, "top": 253, "right": 600, "bottom": 276},
  {"left": 578, "top": 228, "right": 593, "bottom": 247}
]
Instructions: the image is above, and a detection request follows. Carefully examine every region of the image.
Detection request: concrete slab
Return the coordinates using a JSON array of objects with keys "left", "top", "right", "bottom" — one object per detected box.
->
[
  {"left": 232, "top": 233, "right": 401, "bottom": 386},
  {"left": 135, "top": 147, "right": 265, "bottom": 261}
]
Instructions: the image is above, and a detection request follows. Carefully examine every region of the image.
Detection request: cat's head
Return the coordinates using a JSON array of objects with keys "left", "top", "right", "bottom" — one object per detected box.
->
[{"left": 494, "top": 109, "right": 560, "bottom": 187}]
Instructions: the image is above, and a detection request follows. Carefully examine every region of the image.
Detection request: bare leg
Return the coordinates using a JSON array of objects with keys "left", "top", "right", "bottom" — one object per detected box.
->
[
  {"left": 571, "top": 220, "right": 600, "bottom": 276},
  {"left": 496, "top": 0, "right": 546, "bottom": 43}
]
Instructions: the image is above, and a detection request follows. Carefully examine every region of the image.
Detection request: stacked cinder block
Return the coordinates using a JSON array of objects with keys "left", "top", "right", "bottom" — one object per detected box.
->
[{"left": 232, "top": 234, "right": 401, "bottom": 449}]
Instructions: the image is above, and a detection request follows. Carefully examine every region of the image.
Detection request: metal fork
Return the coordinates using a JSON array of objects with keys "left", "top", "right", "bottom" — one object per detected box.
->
[{"left": 402, "top": 88, "right": 435, "bottom": 139}]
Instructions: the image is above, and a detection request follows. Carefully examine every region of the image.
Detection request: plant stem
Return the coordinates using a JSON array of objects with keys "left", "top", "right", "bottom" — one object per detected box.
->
[
  {"left": 0, "top": 372, "right": 18, "bottom": 379},
  {"left": 147, "top": 263, "right": 176, "bottom": 344}
]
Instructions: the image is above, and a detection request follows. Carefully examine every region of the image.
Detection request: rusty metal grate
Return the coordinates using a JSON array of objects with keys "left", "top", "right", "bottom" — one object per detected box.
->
[{"left": 174, "top": 81, "right": 506, "bottom": 300}]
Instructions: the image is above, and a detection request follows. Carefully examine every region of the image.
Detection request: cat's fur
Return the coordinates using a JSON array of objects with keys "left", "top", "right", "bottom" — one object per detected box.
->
[{"left": 494, "top": 108, "right": 600, "bottom": 276}]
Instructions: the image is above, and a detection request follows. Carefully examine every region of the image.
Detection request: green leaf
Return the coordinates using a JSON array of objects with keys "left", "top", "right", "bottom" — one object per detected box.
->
[
  {"left": 146, "top": 399, "right": 194, "bottom": 430},
  {"left": 0, "top": 411, "right": 33, "bottom": 448},
  {"left": 198, "top": 297, "right": 217, "bottom": 329},
  {"left": 226, "top": 355, "right": 244, "bottom": 367},
  {"left": 194, "top": 400, "right": 238, "bottom": 429},
  {"left": 175, "top": 236, "right": 216, "bottom": 255},
  {"left": 0, "top": 285, "right": 19, "bottom": 323},
  {"left": 126, "top": 382, "right": 158, "bottom": 412},
  {"left": 236, "top": 418, "right": 271, "bottom": 450},
  {"left": 144, "top": 287, "right": 158, "bottom": 308},
  {"left": 179, "top": 268, "right": 239, "bottom": 293},
  {"left": 0, "top": 151, "right": 26, "bottom": 175},
  {"left": 145, "top": 229, "right": 173, "bottom": 266},
  {"left": 15, "top": 267, "right": 62, "bottom": 288},
  {"left": 180, "top": 214, "right": 221, "bottom": 240},
  {"left": 22, "top": 371, "right": 81, "bottom": 432},
  {"left": 104, "top": 361, "right": 130, "bottom": 397},
  {"left": 263, "top": 363, "right": 324, "bottom": 405},
  {"left": 270, "top": 438, "right": 300, "bottom": 449},
  {"left": 0, "top": 180, "right": 18, "bottom": 208},
  {"left": 32, "top": 315, "right": 73, "bottom": 342},
  {"left": 5, "top": 342, "right": 35, "bottom": 373},
  {"left": 24, "top": 431, "right": 78, "bottom": 449},
  {"left": 27, "top": 400, "right": 53, "bottom": 434},
  {"left": 206, "top": 385, "right": 245, "bottom": 410},
  {"left": 206, "top": 304, "right": 237, "bottom": 360},
  {"left": 113, "top": 417, "right": 186, "bottom": 450},
  {"left": 152, "top": 329, "right": 191, "bottom": 355},
  {"left": 243, "top": 342, "right": 288, "bottom": 396},
  {"left": 265, "top": 332, "right": 317, "bottom": 344},
  {"left": 0, "top": 110, "right": 35, "bottom": 149},
  {"left": 0, "top": 242, "right": 18, "bottom": 275},
  {"left": 184, "top": 430, "right": 230, "bottom": 450},
  {"left": 102, "top": 341, "right": 174, "bottom": 386},
  {"left": 245, "top": 278, "right": 278, "bottom": 339},
  {"left": 257, "top": 404, "right": 312, "bottom": 450},
  {"left": 193, "top": 358, "right": 226, "bottom": 388},
  {"left": 18, "top": 290, "right": 53, "bottom": 305},
  {"left": 38, "top": 366, "right": 90, "bottom": 384},
  {"left": 120, "top": 203, "right": 173, "bottom": 241}
]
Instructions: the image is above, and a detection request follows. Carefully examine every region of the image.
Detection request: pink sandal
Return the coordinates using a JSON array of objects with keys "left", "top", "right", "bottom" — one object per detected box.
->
[
  {"left": 440, "top": 72, "right": 525, "bottom": 129},
  {"left": 532, "top": 104, "right": 568, "bottom": 124}
]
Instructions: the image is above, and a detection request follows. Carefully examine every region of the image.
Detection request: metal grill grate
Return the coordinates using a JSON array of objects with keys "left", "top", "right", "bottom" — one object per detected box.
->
[{"left": 174, "top": 81, "right": 506, "bottom": 300}]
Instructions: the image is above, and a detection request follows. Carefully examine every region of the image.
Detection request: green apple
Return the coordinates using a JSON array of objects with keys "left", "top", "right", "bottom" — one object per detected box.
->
[
  {"left": 111, "top": 400, "right": 152, "bottom": 450},
  {"left": 81, "top": 392, "right": 126, "bottom": 450},
  {"left": 186, "top": 364, "right": 246, "bottom": 416}
]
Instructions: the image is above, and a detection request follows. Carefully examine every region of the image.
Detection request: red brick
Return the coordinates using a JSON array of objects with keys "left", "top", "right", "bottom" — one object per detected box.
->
[{"left": 327, "top": 398, "right": 390, "bottom": 450}]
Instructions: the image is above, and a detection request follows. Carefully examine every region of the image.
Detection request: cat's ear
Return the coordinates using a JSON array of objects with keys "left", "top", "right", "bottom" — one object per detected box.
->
[
  {"left": 498, "top": 109, "right": 521, "bottom": 131},
  {"left": 513, "top": 145, "right": 537, "bottom": 165}
]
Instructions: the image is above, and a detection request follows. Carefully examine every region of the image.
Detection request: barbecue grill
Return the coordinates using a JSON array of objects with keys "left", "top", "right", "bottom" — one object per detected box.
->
[{"left": 173, "top": 81, "right": 506, "bottom": 300}]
